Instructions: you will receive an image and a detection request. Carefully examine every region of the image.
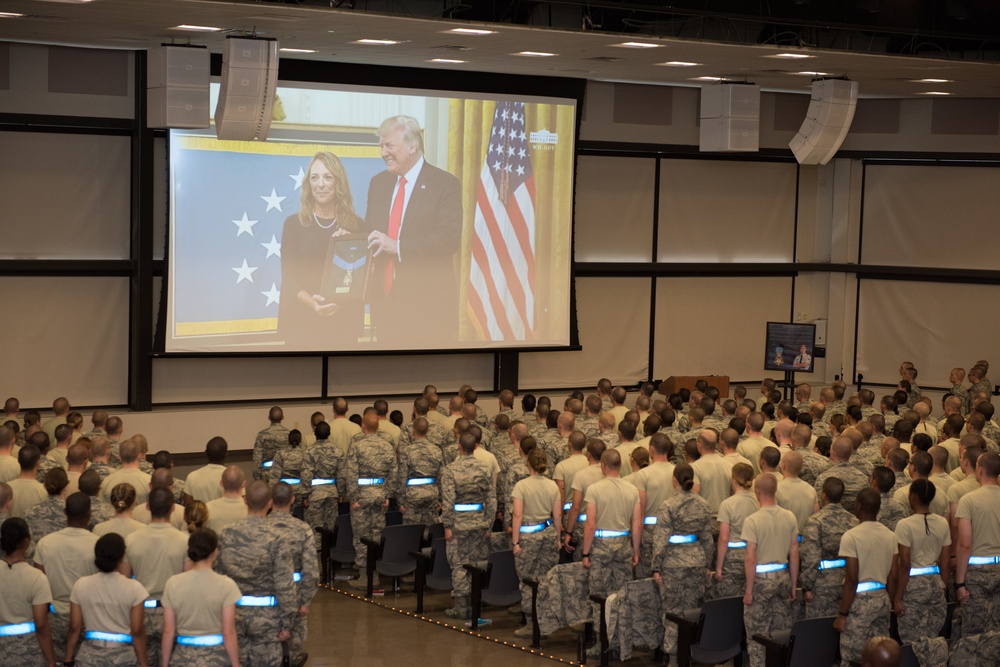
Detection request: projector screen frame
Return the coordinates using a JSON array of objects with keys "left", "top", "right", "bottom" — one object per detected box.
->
[
  {"left": 763, "top": 321, "right": 816, "bottom": 374},
  {"left": 155, "top": 57, "right": 586, "bottom": 358}
]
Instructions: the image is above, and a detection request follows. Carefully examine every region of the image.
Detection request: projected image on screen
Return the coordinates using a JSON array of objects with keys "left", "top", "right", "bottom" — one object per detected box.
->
[
  {"left": 166, "top": 84, "right": 576, "bottom": 353},
  {"left": 764, "top": 322, "right": 816, "bottom": 373}
]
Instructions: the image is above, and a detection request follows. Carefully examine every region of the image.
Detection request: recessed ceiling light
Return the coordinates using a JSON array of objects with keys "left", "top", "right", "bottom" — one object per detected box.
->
[
  {"left": 444, "top": 28, "right": 496, "bottom": 35},
  {"left": 792, "top": 71, "right": 830, "bottom": 76},
  {"left": 694, "top": 76, "right": 726, "bottom": 81},
  {"left": 428, "top": 58, "right": 466, "bottom": 64},
  {"left": 354, "top": 39, "right": 401, "bottom": 45},
  {"left": 768, "top": 52, "right": 813, "bottom": 59},
  {"left": 920, "top": 91, "right": 951, "bottom": 95},
  {"left": 910, "top": 78, "right": 953, "bottom": 83},
  {"left": 172, "top": 24, "right": 223, "bottom": 32},
  {"left": 0, "top": 11, "right": 25, "bottom": 17},
  {"left": 279, "top": 48, "right": 316, "bottom": 53},
  {"left": 658, "top": 61, "right": 701, "bottom": 67},
  {"left": 514, "top": 51, "right": 557, "bottom": 57},
  {"left": 613, "top": 41, "right": 662, "bottom": 48}
]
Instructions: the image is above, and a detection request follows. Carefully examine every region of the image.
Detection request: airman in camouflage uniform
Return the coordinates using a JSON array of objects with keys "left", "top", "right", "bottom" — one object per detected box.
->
[
  {"left": 651, "top": 470, "right": 713, "bottom": 654},
  {"left": 396, "top": 418, "right": 445, "bottom": 527},
  {"left": 397, "top": 398, "right": 448, "bottom": 456},
  {"left": 215, "top": 481, "right": 296, "bottom": 667},
  {"left": 871, "top": 466, "right": 909, "bottom": 532},
  {"left": 344, "top": 411, "right": 398, "bottom": 578},
  {"left": 966, "top": 366, "right": 991, "bottom": 415},
  {"left": 301, "top": 422, "right": 347, "bottom": 534},
  {"left": 269, "top": 429, "right": 308, "bottom": 518},
  {"left": 576, "top": 395, "right": 602, "bottom": 439},
  {"left": 25, "top": 494, "right": 66, "bottom": 547},
  {"left": 252, "top": 407, "right": 290, "bottom": 481},
  {"left": 799, "top": 477, "right": 858, "bottom": 619},
  {"left": 596, "top": 413, "right": 619, "bottom": 451},
  {"left": 792, "top": 429, "right": 831, "bottom": 487},
  {"left": 77, "top": 469, "right": 115, "bottom": 530},
  {"left": 540, "top": 412, "right": 574, "bottom": 473},
  {"left": 814, "top": 438, "right": 870, "bottom": 513},
  {"left": 267, "top": 483, "right": 320, "bottom": 665},
  {"left": 441, "top": 432, "right": 496, "bottom": 618}
]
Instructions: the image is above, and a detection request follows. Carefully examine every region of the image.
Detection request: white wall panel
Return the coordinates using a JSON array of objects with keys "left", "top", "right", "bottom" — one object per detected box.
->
[
  {"left": 658, "top": 160, "right": 797, "bottom": 263},
  {"left": 2, "top": 277, "right": 129, "bottom": 407},
  {"left": 856, "top": 279, "right": 1000, "bottom": 386},
  {"left": 574, "top": 156, "right": 655, "bottom": 262},
  {"left": 519, "top": 277, "right": 650, "bottom": 388},
  {"left": 0, "top": 132, "right": 130, "bottom": 259},
  {"left": 152, "top": 357, "right": 322, "bottom": 404},
  {"left": 327, "top": 354, "right": 494, "bottom": 396},
  {"left": 653, "top": 276, "right": 794, "bottom": 381},
  {"left": 862, "top": 164, "right": 1000, "bottom": 271}
]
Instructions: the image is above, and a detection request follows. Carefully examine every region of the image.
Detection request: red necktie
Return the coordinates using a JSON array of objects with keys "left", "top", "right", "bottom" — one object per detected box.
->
[{"left": 384, "top": 176, "right": 406, "bottom": 296}]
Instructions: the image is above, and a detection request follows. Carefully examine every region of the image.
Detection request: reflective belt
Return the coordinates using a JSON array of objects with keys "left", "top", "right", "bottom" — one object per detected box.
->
[
  {"left": 756, "top": 563, "right": 788, "bottom": 574},
  {"left": 406, "top": 477, "right": 435, "bottom": 486},
  {"left": 280, "top": 478, "right": 301, "bottom": 485},
  {"left": 236, "top": 595, "right": 277, "bottom": 607},
  {"left": 358, "top": 477, "right": 385, "bottom": 486},
  {"left": 144, "top": 599, "right": 161, "bottom": 609},
  {"left": 576, "top": 514, "right": 587, "bottom": 522},
  {"left": 48, "top": 604, "right": 56, "bottom": 614},
  {"left": 519, "top": 520, "right": 553, "bottom": 534},
  {"left": 563, "top": 502, "right": 572, "bottom": 511},
  {"left": 910, "top": 565, "right": 940, "bottom": 577},
  {"left": 0, "top": 622, "right": 35, "bottom": 637},
  {"left": 455, "top": 503, "right": 483, "bottom": 512},
  {"left": 293, "top": 572, "right": 302, "bottom": 583},
  {"left": 969, "top": 555, "right": 1000, "bottom": 566},
  {"left": 85, "top": 631, "right": 133, "bottom": 644},
  {"left": 262, "top": 460, "right": 274, "bottom": 469},
  {"left": 311, "top": 478, "right": 335, "bottom": 486},
  {"left": 643, "top": 516, "right": 658, "bottom": 525},
  {"left": 595, "top": 529, "right": 630, "bottom": 538},
  {"left": 727, "top": 540, "right": 747, "bottom": 549},
  {"left": 667, "top": 533, "right": 697, "bottom": 544},
  {"left": 177, "top": 634, "right": 224, "bottom": 647},
  {"left": 798, "top": 534, "right": 803, "bottom": 543},
  {"left": 819, "top": 558, "right": 847, "bottom": 571},
  {"left": 856, "top": 581, "right": 886, "bottom": 593}
]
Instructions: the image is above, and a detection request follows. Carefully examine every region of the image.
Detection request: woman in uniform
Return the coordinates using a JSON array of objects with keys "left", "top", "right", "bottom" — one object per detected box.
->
[
  {"left": 712, "top": 463, "right": 759, "bottom": 599},
  {"left": 0, "top": 518, "right": 57, "bottom": 667},
  {"left": 64, "top": 533, "right": 149, "bottom": 666},
  {"left": 651, "top": 463, "right": 714, "bottom": 656},
  {"left": 893, "top": 479, "right": 951, "bottom": 643},
  {"left": 93, "top": 483, "right": 145, "bottom": 540},
  {"left": 184, "top": 501, "right": 208, "bottom": 534},
  {"left": 161, "top": 528, "right": 241, "bottom": 666},
  {"left": 511, "top": 448, "right": 562, "bottom": 638}
]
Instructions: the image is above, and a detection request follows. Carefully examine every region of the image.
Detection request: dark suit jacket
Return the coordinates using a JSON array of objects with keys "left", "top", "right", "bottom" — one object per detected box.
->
[{"left": 365, "top": 160, "right": 462, "bottom": 346}]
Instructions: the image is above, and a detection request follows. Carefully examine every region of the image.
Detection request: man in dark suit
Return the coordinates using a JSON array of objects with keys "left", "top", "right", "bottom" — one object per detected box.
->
[{"left": 366, "top": 115, "right": 462, "bottom": 347}]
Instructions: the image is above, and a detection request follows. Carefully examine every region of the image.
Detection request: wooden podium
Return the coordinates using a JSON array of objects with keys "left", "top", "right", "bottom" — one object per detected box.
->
[{"left": 659, "top": 375, "right": 730, "bottom": 397}]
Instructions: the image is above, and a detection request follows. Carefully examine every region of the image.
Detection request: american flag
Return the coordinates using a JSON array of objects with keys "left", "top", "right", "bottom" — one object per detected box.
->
[{"left": 469, "top": 101, "right": 536, "bottom": 341}]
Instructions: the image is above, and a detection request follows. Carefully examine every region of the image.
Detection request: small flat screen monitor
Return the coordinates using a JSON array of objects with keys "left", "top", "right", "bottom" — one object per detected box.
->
[{"left": 764, "top": 322, "right": 816, "bottom": 373}]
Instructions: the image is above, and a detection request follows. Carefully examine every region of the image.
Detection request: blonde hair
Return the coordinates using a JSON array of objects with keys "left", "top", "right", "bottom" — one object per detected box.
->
[
  {"left": 110, "top": 483, "right": 136, "bottom": 514},
  {"left": 185, "top": 500, "right": 208, "bottom": 534},
  {"left": 297, "top": 152, "right": 363, "bottom": 233},
  {"left": 732, "top": 463, "right": 754, "bottom": 491}
]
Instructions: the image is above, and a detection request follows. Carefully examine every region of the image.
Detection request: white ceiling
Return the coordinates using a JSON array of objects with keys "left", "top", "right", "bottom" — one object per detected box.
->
[{"left": 2, "top": 0, "right": 999, "bottom": 98}]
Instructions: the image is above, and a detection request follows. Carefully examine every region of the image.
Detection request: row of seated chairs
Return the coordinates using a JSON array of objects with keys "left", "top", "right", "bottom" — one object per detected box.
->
[{"left": 315, "top": 519, "right": 940, "bottom": 666}]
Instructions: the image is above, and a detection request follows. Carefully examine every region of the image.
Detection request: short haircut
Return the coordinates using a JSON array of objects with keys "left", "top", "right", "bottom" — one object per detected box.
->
[
  {"left": 148, "top": 486, "right": 174, "bottom": 519},
  {"left": 152, "top": 450, "right": 173, "bottom": 469},
  {"left": 585, "top": 438, "right": 607, "bottom": 461},
  {"left": 221, "top": 465, "right": 245, "bottom": 493},
  {"left": 755, "top": 472, "right": 777, "bottom": 497},
  {"left": 912, "top": 433, "right": 933, "bottom": 453},
  {"left": 568, "top": 430, "right": 587, "bottom": 452},
  {"left": 65, "top": 491, "right": 91, "bottom": 520},
  {"left": 245, "top": 480, "right": 272, "bottom": 511},
  {"left": 871, "top": 466, "right": 895, "bottom": 494},
  {"left": 887, "top": 447, "right": 910, "bottom": 472},
  {"left": 458, "top": 432, "right": 477, "bottom": 454},
  {"left": 822, "top": 476, "right": 845, "bottom": 504},
  {"left": 206, "top": 437, "right": 228, "bottom": 463},
  {"left": 17, "top": 445, "right": 41, "bottom": 472},
  {"left": 979, "top": 452, "right": 1000, "bottom": 478},
  {"left": 118, "top": 439, "right": 139, "bottom": 464},
  {"left": 78, "top": 469, "right": 102, "bottom": 496},
  {"left": 271, "top": 482, "right": 295, "bottom": 509},
  {"left": 760, "top": 446, "right": 780, "bottom": 469},
  {"left": 910, "top": 450, "right": 933, "bottom": 477},
  {"left": 856, "top": 488, "right": 881, "bottom": 517},
  {"left": 617, "top": 419, "right": 637, "bottom": 441},
  {"left": 649, "top": 432, "right": 671, "bottom": 457},
  {"left": 314, "top": 421, "right": 331, "bottom": 440}
]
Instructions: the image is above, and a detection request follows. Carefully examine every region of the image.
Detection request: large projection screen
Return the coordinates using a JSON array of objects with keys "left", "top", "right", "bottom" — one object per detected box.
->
[{"left": 166, "top": 82, "right": 576, "bottom": 354}]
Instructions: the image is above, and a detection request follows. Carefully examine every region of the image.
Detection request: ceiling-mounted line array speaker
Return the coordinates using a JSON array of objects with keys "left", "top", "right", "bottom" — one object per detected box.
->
[
  {"left": 789, "top": 78, "right": 859, "bottom": 165},
  {"left": 215, "top": 37, "right": 278, "bottom": 141},
  {"left": 147, "top": 45, "right": 210, "bottom": 129},
  {"left": 699, "top": 82, "right": 761, "bottom": 153}
]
